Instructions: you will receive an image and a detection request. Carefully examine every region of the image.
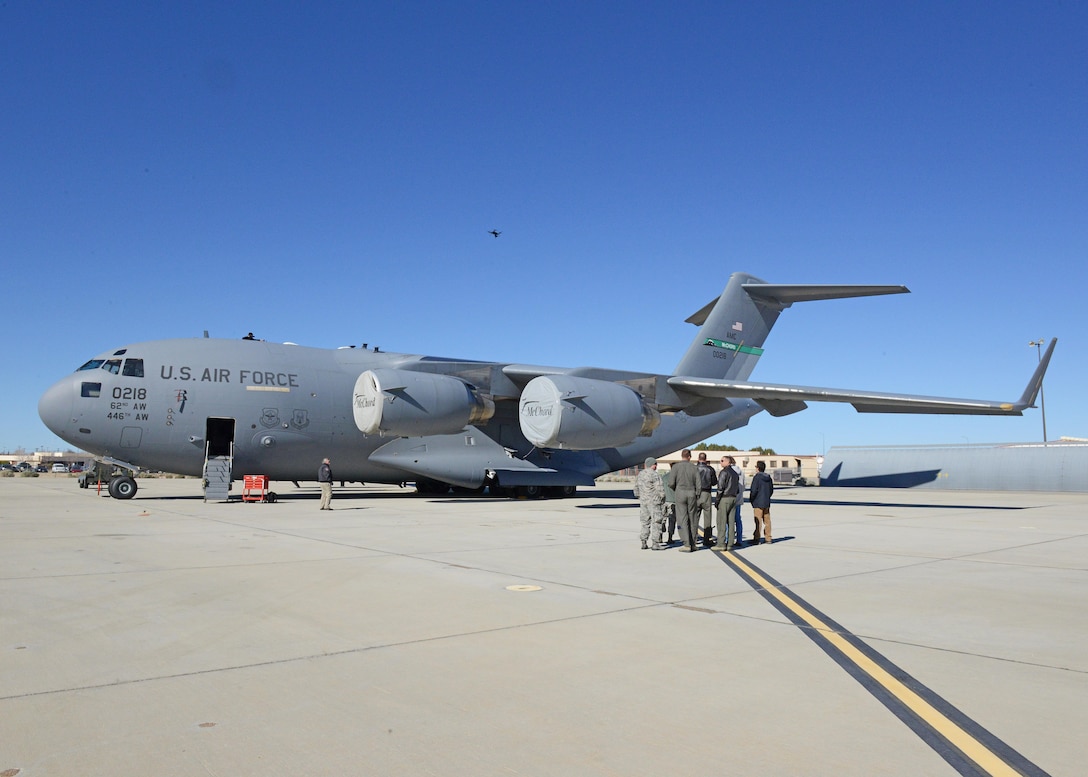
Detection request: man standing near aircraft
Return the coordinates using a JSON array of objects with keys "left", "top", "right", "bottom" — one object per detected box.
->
[
  {"left": 667, "top": 449, "right": 701, "bottom": 552},
  {"left": 733, "top": 459, "right": 745, "bottom": 546},
  {"left": 714, "top": 456, "right": 740, "bottom": 550},
  {"left": 633, "top": 457, "right": 666, "bottom": 550},
  {"left": 318, "top": 457, "right": 334, "bottom": 510},
  {"left": 695, "top": 452, "right": 717, "bottom": 547},
  {"left": 749, "top": 461, "right": 774, "bottom": 544}
]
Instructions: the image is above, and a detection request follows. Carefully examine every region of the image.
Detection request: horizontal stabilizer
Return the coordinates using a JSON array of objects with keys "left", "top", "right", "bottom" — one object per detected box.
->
[
  {"left": 685, "top": 283, "right": 909, "bottom": 326},
  {"left": 668, "top": 338, "right": 1056, "bottom": 416},
  {"left": 742, "top": 283, "right": 910, "bottom": 306}
]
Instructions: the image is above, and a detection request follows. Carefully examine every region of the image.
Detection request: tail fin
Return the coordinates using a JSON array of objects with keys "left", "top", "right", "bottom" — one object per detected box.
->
[{"left": 673, "top": 273, "right": 909, "bottom": 379}]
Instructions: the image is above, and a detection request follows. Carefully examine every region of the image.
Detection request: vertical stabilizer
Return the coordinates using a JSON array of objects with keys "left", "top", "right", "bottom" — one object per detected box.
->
[
  {"left": 673, "top": 273, "right": 909, "bottom": 380},
  {"left": 673, "top": 273, "right": 777, "bottom": 380}
]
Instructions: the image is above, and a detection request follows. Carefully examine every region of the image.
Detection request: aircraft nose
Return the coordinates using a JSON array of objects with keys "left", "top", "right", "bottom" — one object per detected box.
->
[{"left": 38, "top": 378, "right": 76, "bottom": 440}]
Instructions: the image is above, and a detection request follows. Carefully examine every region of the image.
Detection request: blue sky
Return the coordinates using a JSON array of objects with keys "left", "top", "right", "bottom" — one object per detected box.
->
[{"left": 2, "top": 1, "right": 1084, "bottom": 456}]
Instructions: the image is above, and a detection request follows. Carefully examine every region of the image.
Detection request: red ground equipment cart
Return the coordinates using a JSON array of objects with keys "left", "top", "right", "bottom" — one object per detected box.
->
[{"left": 242, "top": 474, "right": 276, "bottom": 503}]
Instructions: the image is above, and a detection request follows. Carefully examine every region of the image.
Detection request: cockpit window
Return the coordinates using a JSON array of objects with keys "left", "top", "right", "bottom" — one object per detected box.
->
[
  {"left": 81, "top": 382, "right": 102, "bottom": 398},
  {"left": 76, "top": 356, "right": 144, "bottom": 376}
]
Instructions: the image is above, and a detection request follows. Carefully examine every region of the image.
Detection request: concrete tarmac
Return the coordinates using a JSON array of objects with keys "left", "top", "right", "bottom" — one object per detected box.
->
[{"left": 1, "top": 476, "right": 1085, "bottom": 776}]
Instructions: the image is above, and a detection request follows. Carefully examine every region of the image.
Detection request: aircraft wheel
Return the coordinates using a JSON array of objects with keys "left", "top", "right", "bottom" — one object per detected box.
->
[
  {"left": 545, "top": 485, "right": 577, "bottom": 498},
  {"left": 109, "top": 476, "right": 138, "bottom": 500},
  {"left": 265, "top": 492, "right": 277, "bottom": 503},
  {"left": 517, "top": 485, "right": 543, "bottom": 499}
]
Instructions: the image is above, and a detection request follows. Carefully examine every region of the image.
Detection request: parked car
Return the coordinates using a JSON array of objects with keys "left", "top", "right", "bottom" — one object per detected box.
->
[
  {"left": 0, "top": 464, "right": 16, "bottom": 473},
  {"left": 70, "top": 465, "right": 84, "bottom": 474},
  {"left": 51, "top": 463, "right": 69, "bottom": 473},
  {"left": 35, "top": 465, "right": 49, "bottom": 473}
]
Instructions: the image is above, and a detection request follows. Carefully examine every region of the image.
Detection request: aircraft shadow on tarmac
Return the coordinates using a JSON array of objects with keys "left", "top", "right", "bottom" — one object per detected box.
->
[
  {"left": 773, "top": 497, "right": 1026, "bottom": 511},
  {"left": 121, "top": 488, "right": 414, "bottom": 503},
  {"left": 579, "top": 503, "right": 639, "bottom": 510},
  {"left": 98, "top": 485, "right": 1026, "bottom": 513}
]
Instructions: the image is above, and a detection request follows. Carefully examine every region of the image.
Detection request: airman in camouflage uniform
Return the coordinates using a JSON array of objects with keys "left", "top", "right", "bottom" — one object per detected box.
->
[{"left": 633, "top": 457, "right": 666, "bottom": 550}]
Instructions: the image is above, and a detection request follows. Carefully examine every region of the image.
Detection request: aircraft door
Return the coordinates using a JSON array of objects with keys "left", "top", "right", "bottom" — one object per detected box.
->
[
  {"left": 206, "top": 417, "right": 236, "bottom": 456},
  {"left": 120, "top": 426, "right": 143, "bottom": 449}
]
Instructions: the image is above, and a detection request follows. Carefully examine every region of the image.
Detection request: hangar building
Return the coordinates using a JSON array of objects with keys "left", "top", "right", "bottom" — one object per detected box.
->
[{"left": 820, "top": 440, "right": 1088, "bottom": 492}]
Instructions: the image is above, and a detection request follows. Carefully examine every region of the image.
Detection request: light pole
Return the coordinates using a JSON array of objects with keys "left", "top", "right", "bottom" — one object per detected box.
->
[{"left": 1028, "top": 339, "right": 1048, "bottom": 445}]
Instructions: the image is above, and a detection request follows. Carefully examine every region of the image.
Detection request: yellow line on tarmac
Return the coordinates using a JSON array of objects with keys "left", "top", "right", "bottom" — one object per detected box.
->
[{"left": 727, "top": 552, "right": 1020, "bottom": 777}]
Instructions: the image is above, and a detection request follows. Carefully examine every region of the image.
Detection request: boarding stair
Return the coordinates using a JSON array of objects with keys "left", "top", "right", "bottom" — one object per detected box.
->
[{"left": 203, "top": 442, "right": 233, "bottom": 502}]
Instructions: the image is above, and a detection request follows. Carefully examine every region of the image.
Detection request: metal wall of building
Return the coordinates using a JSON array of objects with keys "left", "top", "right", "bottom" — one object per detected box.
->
[{"left": 820, "top": 442, "right": 1088, "bottom": 492}]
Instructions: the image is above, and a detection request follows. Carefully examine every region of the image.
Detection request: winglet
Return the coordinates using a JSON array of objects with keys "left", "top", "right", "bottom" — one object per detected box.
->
[{"left": 1013, "top": 338, "right": 1057, "bottom": 411}]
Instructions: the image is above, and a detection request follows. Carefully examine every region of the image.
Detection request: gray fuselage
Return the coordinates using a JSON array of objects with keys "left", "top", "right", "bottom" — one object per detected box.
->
[{"left": 38, "top": 338, "right": 762, "bottom": 486}]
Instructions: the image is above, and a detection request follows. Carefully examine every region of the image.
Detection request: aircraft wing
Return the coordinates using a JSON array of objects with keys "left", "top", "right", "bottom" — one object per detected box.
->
[{"left": 667, "top": 338, "right": 1056, "bottom": 416}]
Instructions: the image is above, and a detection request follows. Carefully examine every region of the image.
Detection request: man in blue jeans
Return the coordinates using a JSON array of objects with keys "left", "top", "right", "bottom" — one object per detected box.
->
[{"left": 732, "top": 459, "right": 745, "bottom": 545}]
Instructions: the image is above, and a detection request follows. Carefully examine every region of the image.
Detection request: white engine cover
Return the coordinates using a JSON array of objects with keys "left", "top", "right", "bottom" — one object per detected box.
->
[
  {"left": 519, "top": 375, "right": 660, "bottom": 450},
  {"left": 353, "top": 369, "right": 494, "bottom": 437}
]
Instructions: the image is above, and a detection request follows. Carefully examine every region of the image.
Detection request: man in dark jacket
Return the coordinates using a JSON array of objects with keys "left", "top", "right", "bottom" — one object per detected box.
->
[
  {"left": 714, "top": 456, "right": 740, "bottom": 550},
  {"left": 749, "top": 460, "right": 774, "bottom": 544},
  {"left": 318, "top": 457, "right": 334, "bottom": 510}
]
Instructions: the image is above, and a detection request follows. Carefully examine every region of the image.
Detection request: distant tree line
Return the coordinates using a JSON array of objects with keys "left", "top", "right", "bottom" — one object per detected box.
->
[{"left": 693, "top": 442, "right": 778, "bottom": 455}]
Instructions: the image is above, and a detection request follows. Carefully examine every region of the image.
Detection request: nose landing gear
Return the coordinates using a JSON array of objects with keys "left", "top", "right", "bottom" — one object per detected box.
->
[
  {"left": 78, "top": 460, "right": 140, "bottom": 499},
  {"left": 108, "top": 475, "right": 138, "bottom": 499}
]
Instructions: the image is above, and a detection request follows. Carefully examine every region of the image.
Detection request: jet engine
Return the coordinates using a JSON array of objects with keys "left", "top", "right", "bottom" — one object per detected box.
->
[
  {"left": 353, "top": 369, "right": 495, "bottom": 437},
  {"left": 518, "top": 375, "right": 660, "bottom": 449}
]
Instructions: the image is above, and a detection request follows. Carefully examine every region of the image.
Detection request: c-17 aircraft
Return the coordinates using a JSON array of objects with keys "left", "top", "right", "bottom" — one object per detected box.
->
[{"left": 39, "top": 272, "right": 1055, "bottom": 500}]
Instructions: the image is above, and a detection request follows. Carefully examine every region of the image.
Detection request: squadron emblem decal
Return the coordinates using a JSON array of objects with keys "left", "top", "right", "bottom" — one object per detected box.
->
[{"left": 703, "top": 338, "right": 764, "bottom": 355}]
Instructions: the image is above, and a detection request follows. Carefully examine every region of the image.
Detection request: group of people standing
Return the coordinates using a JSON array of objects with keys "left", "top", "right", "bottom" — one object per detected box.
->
[{"left": 633, "top": 449, "right": 774, "bottom": 552}]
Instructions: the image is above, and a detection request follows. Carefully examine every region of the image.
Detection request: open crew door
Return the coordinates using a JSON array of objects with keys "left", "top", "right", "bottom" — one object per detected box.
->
[{"left": 203, "top": 417, "right": 235, "bottom": 502}]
